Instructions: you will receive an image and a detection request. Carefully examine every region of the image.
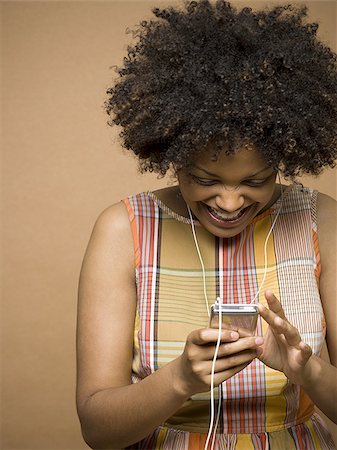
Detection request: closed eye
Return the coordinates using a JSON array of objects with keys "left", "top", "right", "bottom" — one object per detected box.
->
[
  {"left": 243, "top": 174, "right": 275, "bottom": 187},
  {"left": 190, "top": 175, "right": 219, "bottom": 186},
  {"left": 243, "top": 179, "right": 269, "bottom": 187},
  {"left": 190, "top": 172, "right": 275, "bottom": 187}
]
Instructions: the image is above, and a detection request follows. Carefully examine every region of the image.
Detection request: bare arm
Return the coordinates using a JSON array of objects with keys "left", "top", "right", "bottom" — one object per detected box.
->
[
  {"left": 76, "top": 202, "right": 188, "bottom": 449},
  {"left": 302, "top": 192, "right": 337, "bottom": 422},
  {"left": 76, "top": 202, "right": 263, "bottom": 449}
]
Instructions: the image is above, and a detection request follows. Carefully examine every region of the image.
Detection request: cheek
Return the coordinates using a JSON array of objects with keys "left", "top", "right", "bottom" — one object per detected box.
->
[
  {"left": 185, "top": 187, "right": 217, "bottom": 203},
  {"left": 255, "top": 188, "right": 273, "bottom": 200},
  {"left": 255, "top": 184, "right": 277, "bottom": 203},
  {"left": 242, "top": 184, "right": 276, "bottom": 205},
  {"left": 179, "top": 181, "right": 205, "bottom": 199}
]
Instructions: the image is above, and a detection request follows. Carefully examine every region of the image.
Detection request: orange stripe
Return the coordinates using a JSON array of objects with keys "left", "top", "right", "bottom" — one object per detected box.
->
[
  {"left": 188, "top": 432, "right": 207, "bottom": 450},
  {"left": 123, "top": 198, "right": 140, "bottom": 268},
  {"left": 296, "top": 387, "right": 315, "bottom": 424}
]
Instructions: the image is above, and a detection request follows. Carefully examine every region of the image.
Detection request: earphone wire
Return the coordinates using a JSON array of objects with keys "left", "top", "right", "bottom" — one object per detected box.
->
[
  {"left": 187, "top": 205, "right": 221, "bottom": 449},
  {"left": 187, "top": 206, "right": 210, "bottom": 318},
  {"left": 249, "top": 173, "right": 284, "bottom": 304},
  {"left": 206, "top": 296, "right": 222, "bottom": 450},
  {"left": 187, "top": 174, "right": 284, "bottom": 449},
  {"left": 187, "top": 205, "right": 222, "bottom": 450}
]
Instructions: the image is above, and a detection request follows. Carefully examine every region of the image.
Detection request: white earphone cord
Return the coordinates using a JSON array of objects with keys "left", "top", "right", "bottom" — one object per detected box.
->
[{"left": 188, "top": 175, "right": 284, "bottom": 450}]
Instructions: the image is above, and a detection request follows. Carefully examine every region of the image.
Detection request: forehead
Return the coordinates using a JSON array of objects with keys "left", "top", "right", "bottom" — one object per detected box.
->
[{"left": 192, "top": 145, "right": 271, "bottom": 176}]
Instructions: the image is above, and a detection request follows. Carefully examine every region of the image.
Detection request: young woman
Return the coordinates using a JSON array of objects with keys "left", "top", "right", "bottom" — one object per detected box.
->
[{"left": 76, "top": 2, "right": 337, "bottom": 448}]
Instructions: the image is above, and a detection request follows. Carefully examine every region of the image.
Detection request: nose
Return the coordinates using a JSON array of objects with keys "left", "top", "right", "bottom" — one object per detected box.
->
[{"left": 215, "top": 188, "right": 245, "bottom": 213}]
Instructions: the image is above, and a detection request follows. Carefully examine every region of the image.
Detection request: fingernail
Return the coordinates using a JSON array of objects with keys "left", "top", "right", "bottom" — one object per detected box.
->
[{"left": 231, "top": 331, "right": 239, "bottom": 340}]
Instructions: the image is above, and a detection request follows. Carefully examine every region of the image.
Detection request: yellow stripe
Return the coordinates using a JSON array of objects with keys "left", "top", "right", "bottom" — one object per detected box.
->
[
  {"left": 265, "top": 369, "right": 288, "bottom": 395},
  {"left": 156, "top": 427, "right": 168, "bottom": 449},
  {"left": 269, "top": 428, "right": 297, "bottom": 449},
  {"left": 160, "top": 220, "right": 216, "bottom": 270},
  {"left": 236, "top": 433, "right": 255, "bottom": 449},
  {"left": 253, "top": 215, "right": 280, "bottom": 305},
  {"left": 306, "top": 419, "right": 323, "bottom": 450},
  {"left": 132, "top": 310, "right": 141, "bottom": 374}
]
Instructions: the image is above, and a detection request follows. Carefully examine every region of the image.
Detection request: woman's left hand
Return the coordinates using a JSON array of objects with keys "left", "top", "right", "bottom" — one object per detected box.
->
[{"left": 257, "top": 290, "right": 313, "bottom": 385}]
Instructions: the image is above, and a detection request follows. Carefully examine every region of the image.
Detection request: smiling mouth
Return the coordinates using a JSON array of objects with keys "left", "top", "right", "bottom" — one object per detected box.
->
[{"left": 206, "top": 205, "right": 251, "bottom": 223}]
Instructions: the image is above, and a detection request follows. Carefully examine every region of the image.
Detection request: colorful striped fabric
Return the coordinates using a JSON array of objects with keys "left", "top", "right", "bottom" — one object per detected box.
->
[{"left": 123, "top": 185, "right": 335, "bottom": 449}]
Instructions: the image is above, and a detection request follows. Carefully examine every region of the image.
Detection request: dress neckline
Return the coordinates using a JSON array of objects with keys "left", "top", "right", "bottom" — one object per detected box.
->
[{"left": 146, "top": 184, "right": 293, "bottom": 226}]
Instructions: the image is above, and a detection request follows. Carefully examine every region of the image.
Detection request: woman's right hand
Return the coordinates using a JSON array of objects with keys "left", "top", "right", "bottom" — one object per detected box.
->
[{"left": 172, "top": 328, "right": 264, "bottom": 398}]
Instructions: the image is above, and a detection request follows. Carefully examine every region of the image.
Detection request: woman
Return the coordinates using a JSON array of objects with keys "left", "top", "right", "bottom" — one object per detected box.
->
[{"left": 76, "top": 1, "right": 337, "bottom": 448}]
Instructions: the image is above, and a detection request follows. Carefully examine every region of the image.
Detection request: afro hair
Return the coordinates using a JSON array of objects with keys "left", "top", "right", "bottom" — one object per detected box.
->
[{"left": 105, "top": 0, "right": 337, "bottom": 177}]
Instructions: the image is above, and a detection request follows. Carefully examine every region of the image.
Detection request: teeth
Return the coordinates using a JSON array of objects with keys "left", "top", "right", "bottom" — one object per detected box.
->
[{"left": 209, "top": 207, "right": 244, "bottom": 221}]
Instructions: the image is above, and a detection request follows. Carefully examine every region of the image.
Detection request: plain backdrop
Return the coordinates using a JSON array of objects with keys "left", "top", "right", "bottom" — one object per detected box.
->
[{"left": 1, "top": 1, "right": 336, "bottom": 449}]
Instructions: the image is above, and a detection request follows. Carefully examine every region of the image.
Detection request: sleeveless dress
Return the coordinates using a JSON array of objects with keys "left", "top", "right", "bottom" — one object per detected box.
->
[{"left": 122, "top": 185, "right": 336, "bottom": 450}]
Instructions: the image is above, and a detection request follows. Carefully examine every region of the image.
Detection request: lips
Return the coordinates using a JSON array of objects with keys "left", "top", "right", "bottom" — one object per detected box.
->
[
  {"left": 203, "top": 204, "right": 253, "bottom": 229},
  {"left": 208, "top": 206, "right": 245, "bottom": 221}
]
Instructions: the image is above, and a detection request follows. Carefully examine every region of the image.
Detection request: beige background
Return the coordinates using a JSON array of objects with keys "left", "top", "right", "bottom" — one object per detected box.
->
[{"left": 1, "top": 1, "right": 336, "bottom": 449}]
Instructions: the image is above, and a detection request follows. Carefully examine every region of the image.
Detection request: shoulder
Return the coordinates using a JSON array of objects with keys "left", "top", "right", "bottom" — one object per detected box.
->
[
  {"left": 316, "top": 192, "right": 336, "bottom": 290},
  {"left": 317, "top": 192, "right": 336, "bottom": 231},
  {"left": 317, "top": 191, "right": 335, "bottom": 205},
  {"left": 83, "top": 201, "right": 135, "bottom": 278},
  {"left": 94, "top": 201, "right": 131, "bottom": 234},
  {"left": 316, "top": 193, "right": 337, "bottom": 364}
]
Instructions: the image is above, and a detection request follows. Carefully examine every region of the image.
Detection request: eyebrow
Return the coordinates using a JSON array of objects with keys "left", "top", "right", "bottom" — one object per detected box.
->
[{"left": 193, "top": 165, "right": 272, "bottom": 178}]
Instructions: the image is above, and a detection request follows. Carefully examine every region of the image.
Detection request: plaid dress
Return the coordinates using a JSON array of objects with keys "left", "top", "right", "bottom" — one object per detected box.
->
[{"left": 123, "top": 185, "right": 335, "bottom": 449}]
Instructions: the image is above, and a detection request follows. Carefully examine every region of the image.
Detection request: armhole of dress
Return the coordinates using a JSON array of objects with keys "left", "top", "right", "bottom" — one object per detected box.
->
[
  {"left": 310, "top": 189, "right": 321, "bottom": 285},
  {"left": 121, "top": 198, "right": 141, "bottom": 270}
]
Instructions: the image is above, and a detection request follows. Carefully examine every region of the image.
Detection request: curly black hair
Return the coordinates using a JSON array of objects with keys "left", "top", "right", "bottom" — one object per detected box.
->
[{"left": 105, "top": 0, "right": 337, "bottom": 177}]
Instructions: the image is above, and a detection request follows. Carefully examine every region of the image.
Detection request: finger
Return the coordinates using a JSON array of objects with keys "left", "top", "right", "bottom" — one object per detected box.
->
[
  {"left": 274, "top": 317, "right": 302, "bottom": 347},
  {"left": 191, "top": 328, "right": 239, "bottom": 346},
  {"left": 212, "top": 361, "right": 252, "bottom": 385},
  {"left": 264, "top": 290, "right": 287, "bottom": 320},
  {"left": 194, "top": 335, "right": 263, "bottom": 361},
  {"left": 216, "top": 336, "right": 264, "bottom": 359},
  {"left": 297, "top": 341, "right": 313, "bottom": 365},
  {"left": 212, "top": 349, "right": 258, "bottom": 373},
  {"left": 258, "top": 301, "right": 283, "bottom": 328},
  {"left": 258, "top": 304, "right": 301, "bottom": 346},
  {"left": 257, "top": 302, "right": 278, "bottom": 325}
]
